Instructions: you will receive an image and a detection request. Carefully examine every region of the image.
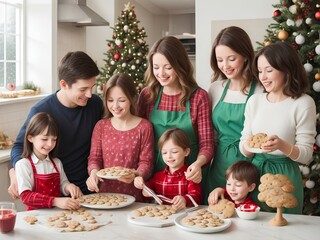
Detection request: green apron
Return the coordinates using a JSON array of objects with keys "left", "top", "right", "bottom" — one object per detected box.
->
[
  {"left": 251, "top": 154, "right": 303, "bottom": 214},
  {"left": 149, "top": 87, "right": 199, "bottom": 173},
  {"left": 202, "top": 80, "right": 255, "bottom": 204}
]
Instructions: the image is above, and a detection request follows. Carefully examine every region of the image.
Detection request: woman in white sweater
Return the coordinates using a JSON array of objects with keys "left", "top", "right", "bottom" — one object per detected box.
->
[{"left": 239, "top": 41, "right": 317, "bottom": 214}]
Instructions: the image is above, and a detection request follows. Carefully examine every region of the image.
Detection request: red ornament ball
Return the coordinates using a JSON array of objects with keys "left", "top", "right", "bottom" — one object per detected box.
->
[
  {"left": 6, "top": 83, "right": 16, "bottom": 91},
  {"left": 314, "top": 145, "right": 319, "bottom": 151},
  {"left": 273, "top": 10, "right": 281, "bottom": 17},
  {"left": 315, "top": 11, "right": 320, "bottom": 20},
  {"left": 114, "top": 53, "right": 120, "bottom": 60}
]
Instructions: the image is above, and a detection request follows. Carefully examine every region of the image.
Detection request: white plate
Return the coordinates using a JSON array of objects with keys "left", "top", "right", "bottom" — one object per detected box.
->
[
  {"left": 244, "top": 143, "right": 265, "bottom": 154},
  {"left": 96, "top": 167, "right": 135, "bottom": 180},
  {"left": 127, "top": 206, "right": 187, "bottom": 227},
  {"left": 174, "top": 211, "right": 232, "bottom": 233},
  {"left": 79, "top": 193, "right": 135, "bottom": 209}
]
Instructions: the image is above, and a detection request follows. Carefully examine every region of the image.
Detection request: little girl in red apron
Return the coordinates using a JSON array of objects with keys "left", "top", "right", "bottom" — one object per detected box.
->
[{"left": 15, "top": 112, "right": 82, "bottom": 210}]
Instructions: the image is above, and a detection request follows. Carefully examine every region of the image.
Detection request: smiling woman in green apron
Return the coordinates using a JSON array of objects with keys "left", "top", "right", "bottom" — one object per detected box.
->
[
  {"left": 202, "top": 26, "right": 264, "bottom": 204},
  {"left": 138, "top": 36, "right": 214, "bottom": 185},
  {"left": 239, "top": 42, "right": 317, "bottom": 214}
]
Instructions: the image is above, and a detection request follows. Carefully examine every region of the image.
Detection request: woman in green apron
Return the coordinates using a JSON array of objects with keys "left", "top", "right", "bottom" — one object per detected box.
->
[
  {"left": 239, "top": 42, "right": 317, "bottom": 214},
  {"left": 203, "top": 26, "right": 263, "bottom": 204},
  {"left": 138, "top": 36, "right": 214, "bottom": 186}
]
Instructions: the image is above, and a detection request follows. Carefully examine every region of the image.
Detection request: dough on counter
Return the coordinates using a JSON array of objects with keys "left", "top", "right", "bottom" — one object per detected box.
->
[{"left": 23, "top": 215, "right": 38, "bottom": 224}]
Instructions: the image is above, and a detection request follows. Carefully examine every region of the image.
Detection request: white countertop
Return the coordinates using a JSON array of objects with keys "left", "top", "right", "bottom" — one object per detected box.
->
[
  {"left": 0, "top": 149, "right": 10, "bottom": 163},
  {"left": 1, "top": 202, "right": 320, "bottom": 240}
]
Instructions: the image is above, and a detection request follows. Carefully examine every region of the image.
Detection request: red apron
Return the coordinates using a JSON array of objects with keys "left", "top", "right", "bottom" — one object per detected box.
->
[{"left": 27, "top": 157, "right": 61, "bottom": 210}]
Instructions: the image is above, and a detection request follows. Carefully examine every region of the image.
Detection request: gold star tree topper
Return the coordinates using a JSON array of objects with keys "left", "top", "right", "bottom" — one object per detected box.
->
[{"left": 124, "top": 2, "right": 134, "bottom": 11}]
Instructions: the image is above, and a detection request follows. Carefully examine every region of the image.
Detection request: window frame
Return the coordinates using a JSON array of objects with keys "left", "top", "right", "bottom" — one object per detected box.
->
[{"left": 0, "top": 0, "right": 24, "bottom": 91}]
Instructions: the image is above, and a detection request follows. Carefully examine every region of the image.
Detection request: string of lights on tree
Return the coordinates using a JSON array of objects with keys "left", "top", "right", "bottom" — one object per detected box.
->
[
  {"left": 97, "top": 2, "right": 148, "bottom": 95},
  {"left": 258, "top": 0, "right": 320, "bottom": 215}
]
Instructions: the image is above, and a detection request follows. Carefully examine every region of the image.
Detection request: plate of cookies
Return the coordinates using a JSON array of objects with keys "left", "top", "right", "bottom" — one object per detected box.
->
[
  {"left": 96, "top": 166, "right": 136, "bottom": 180},
  {"left": 174, "top": 208, "right": 232, "bottom": 233},
  {"left": 77, "top": 193, "right": 135, "bottom": 209},
  {"left": 245, "top": 132, "right": 268, "bottom": 153},
  {"left": 127, "top": 205, "right": 187, "bottom": 227}
]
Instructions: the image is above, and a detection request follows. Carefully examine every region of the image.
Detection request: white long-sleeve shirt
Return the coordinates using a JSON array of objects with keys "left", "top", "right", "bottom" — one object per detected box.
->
[
  {"left": 16, "top": 153, "right": 70, "bottom": 196},
  {"left": 240, "top": 93, "right": 317, "bottom": 165}
]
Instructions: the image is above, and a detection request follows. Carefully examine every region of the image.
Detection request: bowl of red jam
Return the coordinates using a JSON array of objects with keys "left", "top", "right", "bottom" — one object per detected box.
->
[
  {"left": 236, "top": 204, "right": 260, "bottom": 220},
  {"left": 0, "top": 202, "right": 16, "bottom": 233}
]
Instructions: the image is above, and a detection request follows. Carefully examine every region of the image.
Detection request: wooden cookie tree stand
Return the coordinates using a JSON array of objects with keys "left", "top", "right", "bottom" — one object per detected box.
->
[
  {"left": 269, "top": 207, "right": 287, "bottom": 226},
  {"left": 258, "top": 173, "right": 298, "bottom": 226}
]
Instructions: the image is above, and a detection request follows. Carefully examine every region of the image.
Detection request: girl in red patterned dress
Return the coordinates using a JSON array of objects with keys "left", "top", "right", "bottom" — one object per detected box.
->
[
  {"left": 15, "top": 112, "right": 82, "bottom": 210},
  {"left": 134, "top": 128, "right": 201, "bottom": 211},
  {"left": 86, "top": 73, "right": 154, "bottom": 202}
]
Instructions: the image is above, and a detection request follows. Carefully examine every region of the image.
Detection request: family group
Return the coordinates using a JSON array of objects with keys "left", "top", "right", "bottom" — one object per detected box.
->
[{"left": 7, "top": 26, "right": 316, "bottom": 215}]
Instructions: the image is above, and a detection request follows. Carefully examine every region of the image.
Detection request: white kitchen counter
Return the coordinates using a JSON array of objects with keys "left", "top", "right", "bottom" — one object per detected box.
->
[
  {"left": 0, "top": 149, "right": 10, "bottom": 163},
  {"left": 1, "top": 202, "right": 319, "bottom": 240}
]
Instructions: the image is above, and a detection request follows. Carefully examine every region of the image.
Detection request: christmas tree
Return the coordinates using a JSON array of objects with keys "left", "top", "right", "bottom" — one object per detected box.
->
[
  {"left": 97, "top": 2, "right": 148, "bottom": 95},
  {"left": 258, "top": 0, "right": 320, "bottom": 215}
]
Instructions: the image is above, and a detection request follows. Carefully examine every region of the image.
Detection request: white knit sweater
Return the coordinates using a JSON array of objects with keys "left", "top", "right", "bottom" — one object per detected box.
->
[{"left": 239, "top": 92, "right": 317, "bottom": 165}]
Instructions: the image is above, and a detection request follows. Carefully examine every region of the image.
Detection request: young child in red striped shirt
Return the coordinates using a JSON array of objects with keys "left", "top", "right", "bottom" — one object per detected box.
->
[
  {"left": 15, "top": 112, "right": 82, "bottom": 210},
  {"left": 134, "top": 128, "right": 201, "bottom": 210}
]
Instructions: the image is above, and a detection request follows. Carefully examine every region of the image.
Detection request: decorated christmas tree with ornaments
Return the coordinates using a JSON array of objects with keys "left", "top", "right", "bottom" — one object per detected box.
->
[
  {"left": 97, "top": 2, "right": 148, "bottom": 95},
  {"left": 258, "top": 0, "right": 320, "bottom": 215}
]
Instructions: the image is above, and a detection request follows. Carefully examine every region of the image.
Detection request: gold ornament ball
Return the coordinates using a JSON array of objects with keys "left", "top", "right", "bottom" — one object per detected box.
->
[
  {"left": 278, "top": 30, "right": 289, "bottom": 40},
  {"left": 264, "top": 40, "right": 272, "bottom": 46},
  {"left": 315, "top": 73, "right": 320, "bottom": 80}
]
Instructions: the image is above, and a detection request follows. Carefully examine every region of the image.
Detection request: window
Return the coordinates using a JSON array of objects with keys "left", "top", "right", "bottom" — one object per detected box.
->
[{"left": 0, "top": 0, "right": 23, "bottom": 91}]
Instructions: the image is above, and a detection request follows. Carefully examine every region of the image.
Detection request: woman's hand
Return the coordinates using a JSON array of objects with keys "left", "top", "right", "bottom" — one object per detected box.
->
[
  {"left": 86, "top": 169, "right": 102, "bottom": 192},
  {"left": 185, "top": 162, "right": 202, "bottom": 183},
  {"left": 118, "top": 173, "right": 136, "bottom": 184},
  {"left": 134, "top": 176, "right": 144, "bottom": 189},
  {"left": 261, "top": 135, "right": 283, "bottom": 152}
]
